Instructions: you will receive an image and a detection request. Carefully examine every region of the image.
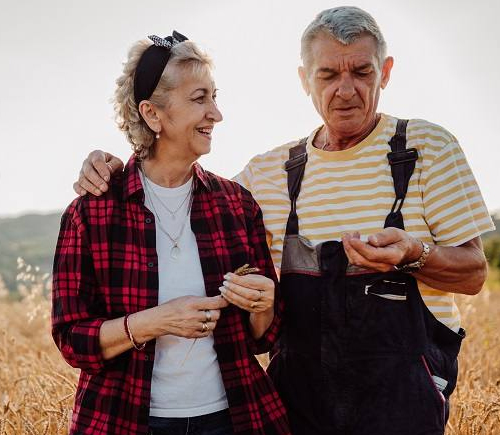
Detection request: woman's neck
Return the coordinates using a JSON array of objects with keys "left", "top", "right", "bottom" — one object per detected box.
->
[{"left": 142, "top": 147, "right": 194, "bottom": 188}]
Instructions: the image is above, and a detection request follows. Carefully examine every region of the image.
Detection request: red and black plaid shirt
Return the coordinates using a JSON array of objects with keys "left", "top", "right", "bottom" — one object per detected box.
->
[{"left": 52, "top": 156, "right": 290, "bottom": 435}]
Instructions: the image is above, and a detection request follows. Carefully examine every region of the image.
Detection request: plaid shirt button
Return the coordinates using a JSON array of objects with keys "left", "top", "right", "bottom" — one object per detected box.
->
[
  {"left": 145, "top": 218, "right": 152, "bottom": 224},
  {"left": 147, "top": 262, "right": 154, "bottom": 268}
]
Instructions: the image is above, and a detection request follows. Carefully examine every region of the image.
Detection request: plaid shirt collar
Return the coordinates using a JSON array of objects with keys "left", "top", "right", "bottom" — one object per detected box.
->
[{"left": 122, "top": 155, "right": 212, "bottom": 201}]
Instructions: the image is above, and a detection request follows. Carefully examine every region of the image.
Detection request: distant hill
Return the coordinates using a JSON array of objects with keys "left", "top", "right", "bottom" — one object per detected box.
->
[
  {"left": 0, "top": 211, "right": 498, "bottom": 293},
  {"left": 0, "top": 212, "right": 62, "bottom": 291},
  {"left": 482, "top": 213, "right": 500, "bottom": 240}
]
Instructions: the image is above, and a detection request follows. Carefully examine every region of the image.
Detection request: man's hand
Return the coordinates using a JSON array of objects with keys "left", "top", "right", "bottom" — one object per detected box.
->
[
  {"left": 343, "top": 230, "right": 487, "bottom": 294},
  {"left": 73, "top": 151, "right": 124, "bottom": 196},
  {"left": 342, "top": 227, "right": 423, "bottom": 273}
]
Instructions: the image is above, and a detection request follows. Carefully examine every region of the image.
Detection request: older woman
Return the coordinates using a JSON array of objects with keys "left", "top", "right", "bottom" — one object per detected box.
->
[{"left": 52, "top": 32, "right": 290, "bottom": 435}]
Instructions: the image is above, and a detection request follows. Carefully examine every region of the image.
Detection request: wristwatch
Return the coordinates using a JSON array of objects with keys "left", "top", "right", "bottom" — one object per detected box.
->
[{"left": 394, "top": 241, "right": 431, "bottom": 273}]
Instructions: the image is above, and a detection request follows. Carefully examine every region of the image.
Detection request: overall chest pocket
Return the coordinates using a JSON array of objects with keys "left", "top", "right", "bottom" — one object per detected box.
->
[
  {"left": 346, "top": 276, "right": 413, "bottom": 353},
  {"left": 365, "top": 279, "right": 408, "bottom": 301}
]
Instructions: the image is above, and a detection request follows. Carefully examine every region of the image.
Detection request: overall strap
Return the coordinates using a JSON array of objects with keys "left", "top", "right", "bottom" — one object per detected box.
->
[
  {"left": 384, "top": 119, "right": 419, "bottom": 230},
  {"left": 284, "top": 138, "right": 308, "bottom": 235}
]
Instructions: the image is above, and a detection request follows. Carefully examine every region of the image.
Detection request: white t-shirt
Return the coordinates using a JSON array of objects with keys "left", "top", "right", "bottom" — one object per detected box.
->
[{"left": 140, "top": 172, "right": 228, "bottom": 418}]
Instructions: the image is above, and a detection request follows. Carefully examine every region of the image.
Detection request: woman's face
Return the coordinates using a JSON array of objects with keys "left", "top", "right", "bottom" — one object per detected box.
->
[{"left": 156, "top": 65, "right": 222, "bottom": 159}]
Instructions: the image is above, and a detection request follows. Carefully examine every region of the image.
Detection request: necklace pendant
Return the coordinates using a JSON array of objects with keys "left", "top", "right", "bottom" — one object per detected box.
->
[{"left": 171, "top": 244, "right": 181, "bottom": 259}]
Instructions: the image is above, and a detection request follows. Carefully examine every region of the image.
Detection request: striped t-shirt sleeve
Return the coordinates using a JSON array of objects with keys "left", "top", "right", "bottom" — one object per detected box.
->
[
  {"left": 233, "top": 161, "right": 285, "bottom": 251},
  {"left": 421, "top": 138, "right": 494, "bottom": 246},
  {"left": 232, "top": 168, "right": 251, "bottom": 191}
]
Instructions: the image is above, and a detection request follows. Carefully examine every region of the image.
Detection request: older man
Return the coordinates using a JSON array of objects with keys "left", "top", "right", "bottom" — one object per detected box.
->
[{"left": 74, "top": 7, "right": 494, "bottom": 435}]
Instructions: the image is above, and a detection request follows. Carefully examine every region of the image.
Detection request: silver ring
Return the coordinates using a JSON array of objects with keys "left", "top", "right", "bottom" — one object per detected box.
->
[
  {"left": 201, "top": 322, "right": 209, "bottom": 332},
  {"left": 204, "top": 310, "right": 212, "bottom": 322},
  {"left": 106, "top": 162, "right": 113, "bottom": 171}
]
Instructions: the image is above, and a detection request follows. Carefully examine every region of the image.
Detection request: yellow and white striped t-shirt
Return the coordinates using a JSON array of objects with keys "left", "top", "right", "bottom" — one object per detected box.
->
[{"left": 234, "top": 114, "right": 494, "bottom": 331}]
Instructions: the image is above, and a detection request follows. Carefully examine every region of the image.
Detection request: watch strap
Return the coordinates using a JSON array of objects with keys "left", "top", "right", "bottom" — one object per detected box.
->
[{"left": 394, "top": 241, "right": 430, "bottom": 273}]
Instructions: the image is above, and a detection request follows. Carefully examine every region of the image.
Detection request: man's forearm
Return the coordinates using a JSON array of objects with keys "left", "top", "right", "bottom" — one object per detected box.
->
[{"left": 414, "top": 237, "right": 487, "bottom": 295}]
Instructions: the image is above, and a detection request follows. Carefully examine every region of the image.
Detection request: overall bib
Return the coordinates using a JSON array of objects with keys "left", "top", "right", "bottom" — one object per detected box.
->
[{"left": 267, "top": 120, "right": 465, "bottom": 435}]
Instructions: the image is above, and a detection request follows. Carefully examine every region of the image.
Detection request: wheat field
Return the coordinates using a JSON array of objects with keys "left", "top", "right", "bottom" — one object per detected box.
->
[{"left": 0, "top": 262, "right": 499, "bottom": 434}]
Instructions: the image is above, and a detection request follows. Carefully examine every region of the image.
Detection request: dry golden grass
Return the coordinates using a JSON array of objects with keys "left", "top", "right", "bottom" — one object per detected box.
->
[
  {"left": 447, "top": 290, "right": 500, "bottom": 434},
  {"left": 0, "top": 262, "right": 499, "bottom": 434},
  {"left": 0, "top": 261, "right": 77, "bottom": 435}
]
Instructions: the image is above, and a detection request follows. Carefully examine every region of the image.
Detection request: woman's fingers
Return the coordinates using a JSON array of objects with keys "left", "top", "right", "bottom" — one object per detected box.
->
[
  {"left": 154, "top": 296, "right": 229, "bottom": 339},
  {"left": 219, "top": 286, "right": 253, "bottom": 310},
  {"left": 219, "top": 286, "right": 271, "bottom": 313},
  {"left": 218, "top": 272, "right": 274, "bottom": 312},
  {"left": 198, "top": 320, "right": 217, "bottom": 332},
  {"left": 193, "top": 295, "right": 229, "bottom": 310},
  {"left": 173, "top": 320, "right": 218, "bottom": 339},
  {"left": 185, "top": 320, "right": 217, "bottom": 338},
  {"left": 224, "top": 272, "right": 274, "bottom": 292},
  {"left": 222, "top": 279, "right": 262, "bottom": 301},
  {"left": 196, "top": 309, "right": 221, "bottom": 322}
]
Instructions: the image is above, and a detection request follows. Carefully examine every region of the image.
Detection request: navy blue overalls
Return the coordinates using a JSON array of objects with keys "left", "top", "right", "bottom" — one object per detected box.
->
[{"left": 267, "top": 120, "right": 466, "bottom": 435}]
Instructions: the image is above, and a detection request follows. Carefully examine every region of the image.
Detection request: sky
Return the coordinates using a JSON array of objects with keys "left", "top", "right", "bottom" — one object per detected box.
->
[{"left": 1, "top": 0, "right": 499, "bottom": 217}]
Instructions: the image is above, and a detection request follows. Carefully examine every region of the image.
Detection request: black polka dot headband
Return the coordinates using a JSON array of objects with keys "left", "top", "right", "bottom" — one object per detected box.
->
[{"left": 133, "top": 30, "right": 188, "bottom": 105}]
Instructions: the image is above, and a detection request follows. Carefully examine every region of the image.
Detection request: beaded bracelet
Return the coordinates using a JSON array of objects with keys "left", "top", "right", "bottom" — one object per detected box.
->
[{"left": 124, "top": 313, "right": 146, "bottom": 350}]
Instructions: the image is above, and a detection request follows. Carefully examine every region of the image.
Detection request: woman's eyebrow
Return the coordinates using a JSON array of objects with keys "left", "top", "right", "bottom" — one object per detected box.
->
[
  {"left": 190, "top": 86, "right": 218, "bottom": 96},
  {"left": 190, "top": 88, "right": 209, "bottom": 96}
]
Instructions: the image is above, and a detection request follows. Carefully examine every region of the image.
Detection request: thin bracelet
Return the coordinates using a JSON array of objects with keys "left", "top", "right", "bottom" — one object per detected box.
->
[{"left": 124, "top": 313, "right": 146, "bottom": 350}]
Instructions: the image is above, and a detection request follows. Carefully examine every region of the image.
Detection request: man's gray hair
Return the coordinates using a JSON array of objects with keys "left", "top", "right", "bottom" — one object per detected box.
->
[{"left": 301, "top": 6, "right": 387, "bottom": 68}]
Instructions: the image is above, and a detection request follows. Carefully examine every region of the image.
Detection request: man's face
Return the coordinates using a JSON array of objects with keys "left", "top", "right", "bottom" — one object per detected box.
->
[{"left": 300, "top": 32, "right": 393, "bottom": 141}]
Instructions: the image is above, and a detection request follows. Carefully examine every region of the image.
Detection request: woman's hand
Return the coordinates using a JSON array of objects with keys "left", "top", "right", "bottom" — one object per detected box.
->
[
  {"left": 145, "top": 295, "right": 229, "bottom": 339},
  {"left": 99, "top": 296, "right": 228, "bottom": 360},
  {"left": 219, "top": 273, "right": 274, "bottom": 313},
  {"left": 73, "top": 150, "right": 124, "bottom": 196},
  {"left": 219, "top": 273, "right": 275, "bottom": 340}
]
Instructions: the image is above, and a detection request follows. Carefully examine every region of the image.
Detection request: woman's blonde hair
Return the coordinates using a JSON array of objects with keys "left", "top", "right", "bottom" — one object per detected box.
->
[{"left": 114, "top": 40, "right": 212, "bottom": 160}]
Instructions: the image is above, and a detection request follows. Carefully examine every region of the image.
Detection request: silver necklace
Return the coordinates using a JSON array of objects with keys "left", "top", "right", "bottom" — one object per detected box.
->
[
  {"left": 147, "top": 176, "right": 192, "bottom": 220},
  {"left": 141, "top": 164, "right": 194, "bottom": 260}
]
